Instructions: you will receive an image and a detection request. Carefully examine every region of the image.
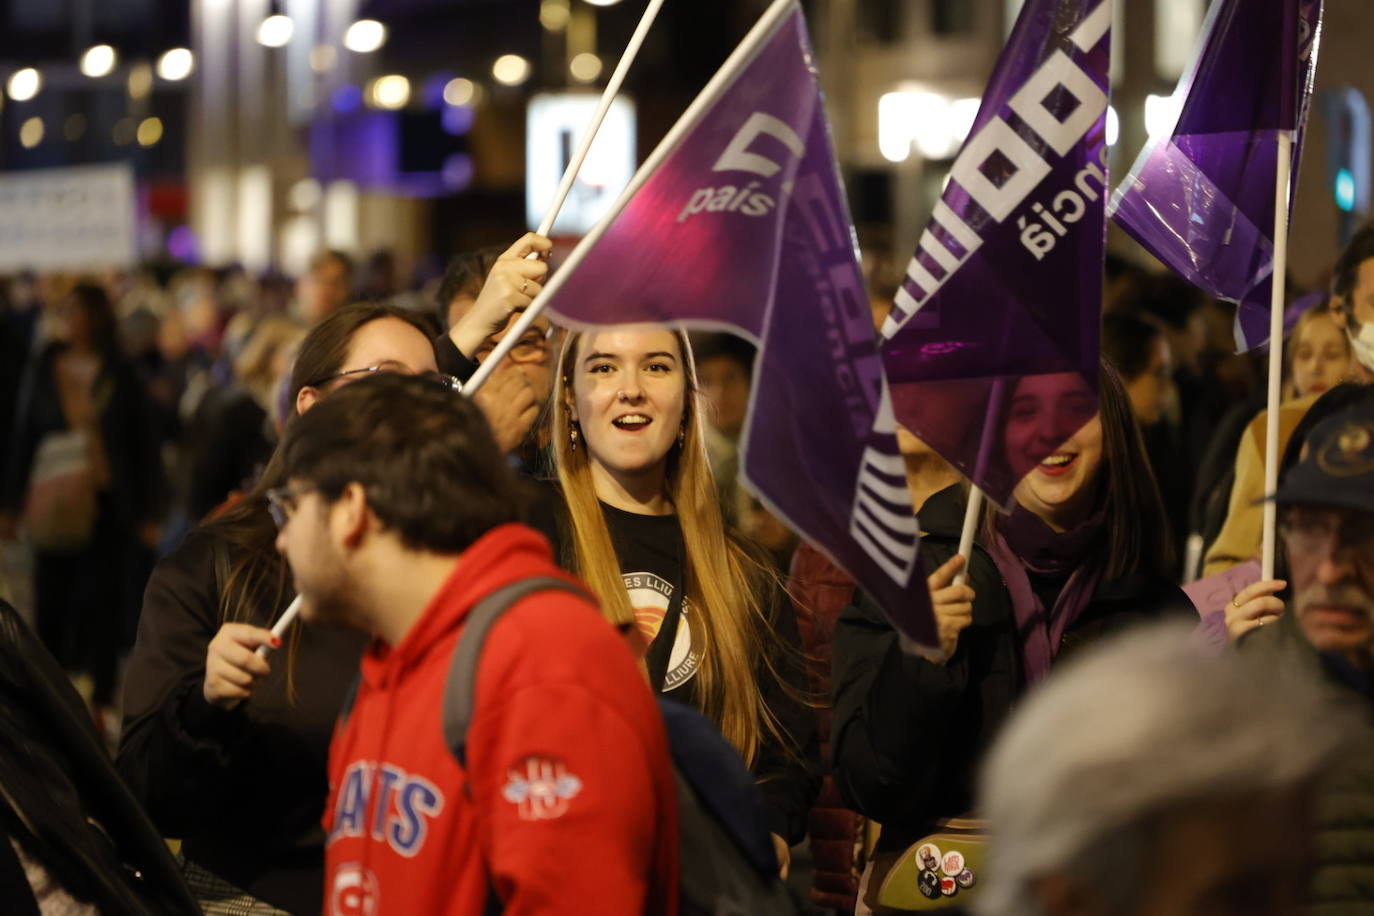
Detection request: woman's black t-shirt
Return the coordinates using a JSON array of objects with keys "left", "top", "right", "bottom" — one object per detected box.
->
[{"left": 528, "top": 488, "right": 820, "bottom": 843}]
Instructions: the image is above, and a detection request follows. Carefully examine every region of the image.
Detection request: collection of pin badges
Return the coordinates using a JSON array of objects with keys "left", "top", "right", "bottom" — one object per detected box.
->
[{"left": 915, "top": 843, "right": 976, "bottom": 900}]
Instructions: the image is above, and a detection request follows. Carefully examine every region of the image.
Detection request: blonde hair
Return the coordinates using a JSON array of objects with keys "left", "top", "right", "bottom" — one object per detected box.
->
[
  {"left": 1284, "top": 301, "right": 1350, "bottom": 400},
  {"left": 552, "top": 326, "right": 783, "bottom": 765}
]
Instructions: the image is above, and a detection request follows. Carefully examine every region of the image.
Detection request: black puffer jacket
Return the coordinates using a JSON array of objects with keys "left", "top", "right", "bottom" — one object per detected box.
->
[
  {"left": 0, "top": 597, "right": 197, "bottom": 914},
  {"left": 831, "top": 485, "right": 1192, "bottom": 853}
]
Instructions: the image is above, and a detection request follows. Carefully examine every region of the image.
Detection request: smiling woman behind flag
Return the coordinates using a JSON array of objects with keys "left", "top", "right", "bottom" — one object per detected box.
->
[
  {"left": 830, "top": 362, "right": 1191, "bottom": 907},
  {"left": 528, "top": 322, "right": 820, "bottom": 874}
]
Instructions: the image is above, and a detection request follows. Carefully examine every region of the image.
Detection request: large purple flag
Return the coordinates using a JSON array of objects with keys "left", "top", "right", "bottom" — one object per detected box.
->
[
  {"left": 1110, "top": 0, "right": 1323, "bottom": 351},
  {"left": 879, "top": 0, "right": 1111, "bottom": 509},
  {"left": 536, "top": 0, "right": 936, "bottom": 646}
]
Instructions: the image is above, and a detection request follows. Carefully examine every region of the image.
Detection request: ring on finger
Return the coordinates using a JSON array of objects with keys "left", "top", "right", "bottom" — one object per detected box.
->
[
  {"left": 521, "top": 279, "right": 530, "bottom": 294},
  {"left": 1231, "top": 595, "right": 1242, "bottom": 608}
]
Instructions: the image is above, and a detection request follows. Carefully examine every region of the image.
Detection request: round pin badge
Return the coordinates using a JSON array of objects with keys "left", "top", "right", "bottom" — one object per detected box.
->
[
  {"left": 956, "top": 868, "right": 976, "bottom": 889},
  {"left": 940, "top": 876, "right": 958, "bottom": 897},
  {"left": 941, "top": 850, "right": 965, "bottom": 876},
  {"left": 918, "top": 870, "right": 942, "bottom": 899},
  {"left": 916, "top": 843, "right": 942, "bottom": 872}
]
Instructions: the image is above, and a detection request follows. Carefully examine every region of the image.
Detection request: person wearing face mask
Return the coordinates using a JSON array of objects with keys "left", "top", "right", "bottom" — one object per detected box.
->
[
  {"left": 1334, "top": 223, "right": 1374, "bottom": 381},
  {"left": 830, "top": 363, "right": 1191, "bottom": 908},
  {"left": 529, "top": 323, "right": 820, "bottom": 879},
  {"left": 118, "top": 302, "right": 467, "bottom": 915}
]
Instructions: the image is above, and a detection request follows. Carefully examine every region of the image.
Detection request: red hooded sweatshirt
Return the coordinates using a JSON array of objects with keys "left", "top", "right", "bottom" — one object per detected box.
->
[{"left": 322, "top": 524, "right": 679, "bottom": 915}]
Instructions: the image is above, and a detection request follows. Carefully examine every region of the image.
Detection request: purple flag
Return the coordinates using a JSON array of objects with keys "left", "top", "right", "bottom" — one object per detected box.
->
[
  {"left": 537, "top": 0, "right": 936, "bottom": 646},
  {"left": 879, "top": 0, "right": 1111, "bottom": 509},
  {"left": 1110, "top": 0, "right": 1323, "bottom": 351}
]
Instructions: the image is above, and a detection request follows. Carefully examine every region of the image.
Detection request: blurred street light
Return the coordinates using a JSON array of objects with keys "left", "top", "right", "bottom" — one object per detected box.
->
[
  {"left": 19, "top": 117, "right": 43, "bottom": 148},
  {"left": 492, "top": 54, "right": 531, "bottom": 87},
  {"left": 444, "top": 77, "right": 480, "bottom": 107},
  {"left": 128, "top": 63, "right": 153, "bottom": 99},
  {"left": 7, "top": 68, "right": 41, "bottom": 102},
  {"left": 583, "top": 0, "right": 624, "bottom": 6},
  {"left": 137, "top": 117, "right": 163, "bottom": 147},
  {"left": 540, "top": 0, "right": 571, "bottom": 31},
  {"left": 368, "top": 75, "right": 410, "bottom": 109},
  {"left": 343, "top": 20, "right": 387, "bottom": 53},
  {"left": 569, "top": 53, "right": 602, "bottom": 83},
  {"left": 80, "top": 45, "right": 117, "bottom": 79},
  {"left": 157, "top": 48, "right": 195, "bottom": 81},
  {"left": 257, "top": 14, "right": 295, "bottom": 48}
]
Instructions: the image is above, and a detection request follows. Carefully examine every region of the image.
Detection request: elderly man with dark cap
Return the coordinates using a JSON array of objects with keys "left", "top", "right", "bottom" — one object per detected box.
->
[{"left": 1224, "top": 400, "right": 1374, "bottom": 912}]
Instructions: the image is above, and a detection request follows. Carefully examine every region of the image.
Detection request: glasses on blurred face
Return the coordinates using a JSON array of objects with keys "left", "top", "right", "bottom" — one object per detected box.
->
[
  {"left": 306, "top": 362, "right": 462, "bottom": 392},
  {"left": 1280, "top": 507, "right": 1374, "bottom": 559},
  {"left": 266, "top": 483, "right": 318, "bottom": 528},
  {"left": 475, "top": 328, "right": 551, "bottom": 365}
]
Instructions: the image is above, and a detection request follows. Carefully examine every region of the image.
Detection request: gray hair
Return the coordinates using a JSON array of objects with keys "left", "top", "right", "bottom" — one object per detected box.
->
[{"left": 974, "top": 622, "right": 1362, "bottom": 916}]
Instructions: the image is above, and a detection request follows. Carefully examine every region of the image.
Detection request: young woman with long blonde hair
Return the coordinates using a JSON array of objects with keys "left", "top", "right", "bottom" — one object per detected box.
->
[{"left": 530, "top": 323, "right": 818, "bottom": 872}]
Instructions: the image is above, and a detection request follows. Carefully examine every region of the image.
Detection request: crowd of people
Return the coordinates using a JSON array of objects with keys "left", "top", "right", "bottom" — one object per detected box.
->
[{"left": 0, "top": 219, "right": 1373, "bottom": 915}]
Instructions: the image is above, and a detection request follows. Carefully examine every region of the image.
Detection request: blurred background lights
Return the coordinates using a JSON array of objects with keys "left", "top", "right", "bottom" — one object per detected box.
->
[
  {"left": 331, "top": 83, "right": 363, "bottom": 114},
  {"left": 443, "top": 77, "right": 479, "bottom": 107},
  {"left": 157, "top": 48, "right": 194, "bottom": 81},
  {"left": 257, "top": 14, "right": 294, "bottom": 48},
  {"left": 569, "top": 53, "right": 602, "bottom": 83},
  {"left": 1337, "top": 168, "right": 1357, "bottom": 212},
  {"left": 80, "top": 45, "right": 117, "bottom": 79},
  {"left": 1145, "top": 92, "right": 1182, "bottom": 138},
  {"left": 878, "top": 90, "right": 982, "bottom": 162},
  {"left": 491, "top": 54, "right": 531, "bottom": 87},
  {"left": 63, "top": 113, "right": 86, "bottom": 141},
  {"left": 289, "top": 178, "right": 322, "bottom": 211},
  {"left": 309, "top": 45, "right": 337, "bottom": 73},
  {"left": 539, "top": 0, "right": 571, "bottom": 31},
  {"left": 1106, "top": 105, "right": 1119, "bottom": 146},
  {"left": 137, "top": 117, "right": 164, "bottom": 147},
  {"left": 19, "top": 117, "right": 43, "bottom": 148},
  {"left": 8, "top": 68, "right": 41, "bottom": 102},
  {"left": 583, "top": 0, "right": 624, "bottom": 6},
  {"left": 442, "top": 153, "right": 475, "bottom": 191},
  {"left": 343, "top": 19, "right": 387, "bottom": 53},
  {"left": 128, "top": 63, "right": 154, "bottom": 99},
  {"left": 368, "top": 75, "right": 410, "bottom": 110}
]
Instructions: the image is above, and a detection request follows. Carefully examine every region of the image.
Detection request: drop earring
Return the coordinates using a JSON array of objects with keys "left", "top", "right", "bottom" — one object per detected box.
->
[
  {"left": 570, "top": 425, "right": 579, "bottom": 452},
  {"left": 678, "top": 424, "right": 686, "bottom": 448}
]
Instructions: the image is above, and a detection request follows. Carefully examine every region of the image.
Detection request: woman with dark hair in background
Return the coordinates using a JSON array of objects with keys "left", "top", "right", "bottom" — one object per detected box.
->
[
  {"left": 830, "top": 363, "right": 1190, "bottom": 907},
  {"left": 118, "top": 302, "right": 448, "bottom": 915},
  {"left": 1, "top": 281, "right": 164, "bottom": 723}
]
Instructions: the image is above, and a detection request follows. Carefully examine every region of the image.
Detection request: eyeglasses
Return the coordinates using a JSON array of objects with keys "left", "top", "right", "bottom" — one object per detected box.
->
[
  {"left": 266, "top": 483, "right": 318, "bottom": 528},
  {"left": 475, "top": 329, "right": 551, "bottom": 365},
  {"left": 305, "top": 363, "right": 462, "bottom": 392},
  {"left": 1279, "top": 508, "right": 1374, "bottom": 559}
]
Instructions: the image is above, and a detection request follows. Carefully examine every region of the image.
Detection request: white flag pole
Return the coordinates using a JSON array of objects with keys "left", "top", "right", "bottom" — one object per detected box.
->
[
  {"left": 954, "top": 487, "right": 984, "bottom": 586},
  {"left": 535, "top": 0, "right": 667, "bottom": 237},
  {"left": 460, "top": 0, "right": 667, "bottom": 398},
  {"left": 463, "top": 0, "right": 799, "bottom": 397},
  {"left": 256, "top": 595, "right": 302, "bottom": 659},
  {"left": 1261, "top": 131, "right": 1293, "bottom": 580}
]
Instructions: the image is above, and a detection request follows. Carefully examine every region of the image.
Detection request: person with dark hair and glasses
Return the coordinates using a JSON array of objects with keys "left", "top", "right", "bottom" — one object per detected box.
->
[
  {"left": 270, "top": 373, "right": 678, "bottom": 914},
  {"left": 119, "top": 300, "right": 478, "bottom": 915}
]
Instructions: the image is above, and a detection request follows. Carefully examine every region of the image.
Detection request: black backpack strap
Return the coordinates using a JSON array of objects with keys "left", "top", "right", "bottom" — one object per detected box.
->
[{"left": 441, "top": 576, "right": 589, "bottom": 769}]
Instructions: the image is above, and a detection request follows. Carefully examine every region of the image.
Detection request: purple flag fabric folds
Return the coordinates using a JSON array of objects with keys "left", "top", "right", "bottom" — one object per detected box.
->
[
  {"left": 879, "top": 0, "right": 1111, "bottom": 509},
  {"left": 538, "top": 0, "right": 936, "bottom": 646},
  {"left": 1110, "top": 0, "right": 1323, "bottom": 351}
]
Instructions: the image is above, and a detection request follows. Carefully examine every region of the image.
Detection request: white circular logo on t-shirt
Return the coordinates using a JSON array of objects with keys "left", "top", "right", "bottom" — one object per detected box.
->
[{"left": 623, "top": 571, "right": 698, "bottom": 691}]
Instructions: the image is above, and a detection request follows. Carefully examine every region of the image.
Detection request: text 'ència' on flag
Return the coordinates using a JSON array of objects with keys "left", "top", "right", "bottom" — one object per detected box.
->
[
  {"left": 1109, "top": 0, "right": 1322, "bottom": 353},
  {"left": 878, "top": 0, "right": 1111, "bottom": 511},
  {"left": 531, "top": 0, "right": 938, "bottom": 648}
]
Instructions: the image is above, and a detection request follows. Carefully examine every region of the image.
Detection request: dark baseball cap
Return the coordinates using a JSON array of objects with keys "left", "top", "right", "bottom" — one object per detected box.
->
[{"left": 1268, "top": 404, "right": 1374, "bottom": 514}]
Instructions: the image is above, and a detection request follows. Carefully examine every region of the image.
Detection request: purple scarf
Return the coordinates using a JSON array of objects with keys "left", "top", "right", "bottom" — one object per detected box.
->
[{"left": 986, "top": 505, "right": 1105, "bottom": 686}]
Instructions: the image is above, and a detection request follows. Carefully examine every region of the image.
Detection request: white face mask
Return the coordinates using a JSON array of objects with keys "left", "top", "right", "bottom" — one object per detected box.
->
[{"left": 1350, "top": 320, "right": 1374, "bottom": 373}]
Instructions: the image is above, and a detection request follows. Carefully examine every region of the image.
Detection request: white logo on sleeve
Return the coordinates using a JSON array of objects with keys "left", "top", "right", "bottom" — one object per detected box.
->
[
  {"left": 502, "top": 756, "right": 583, "bottom": 821},
  {"left": 330, "top": 863, "right": 379, "bottom": 916}
]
